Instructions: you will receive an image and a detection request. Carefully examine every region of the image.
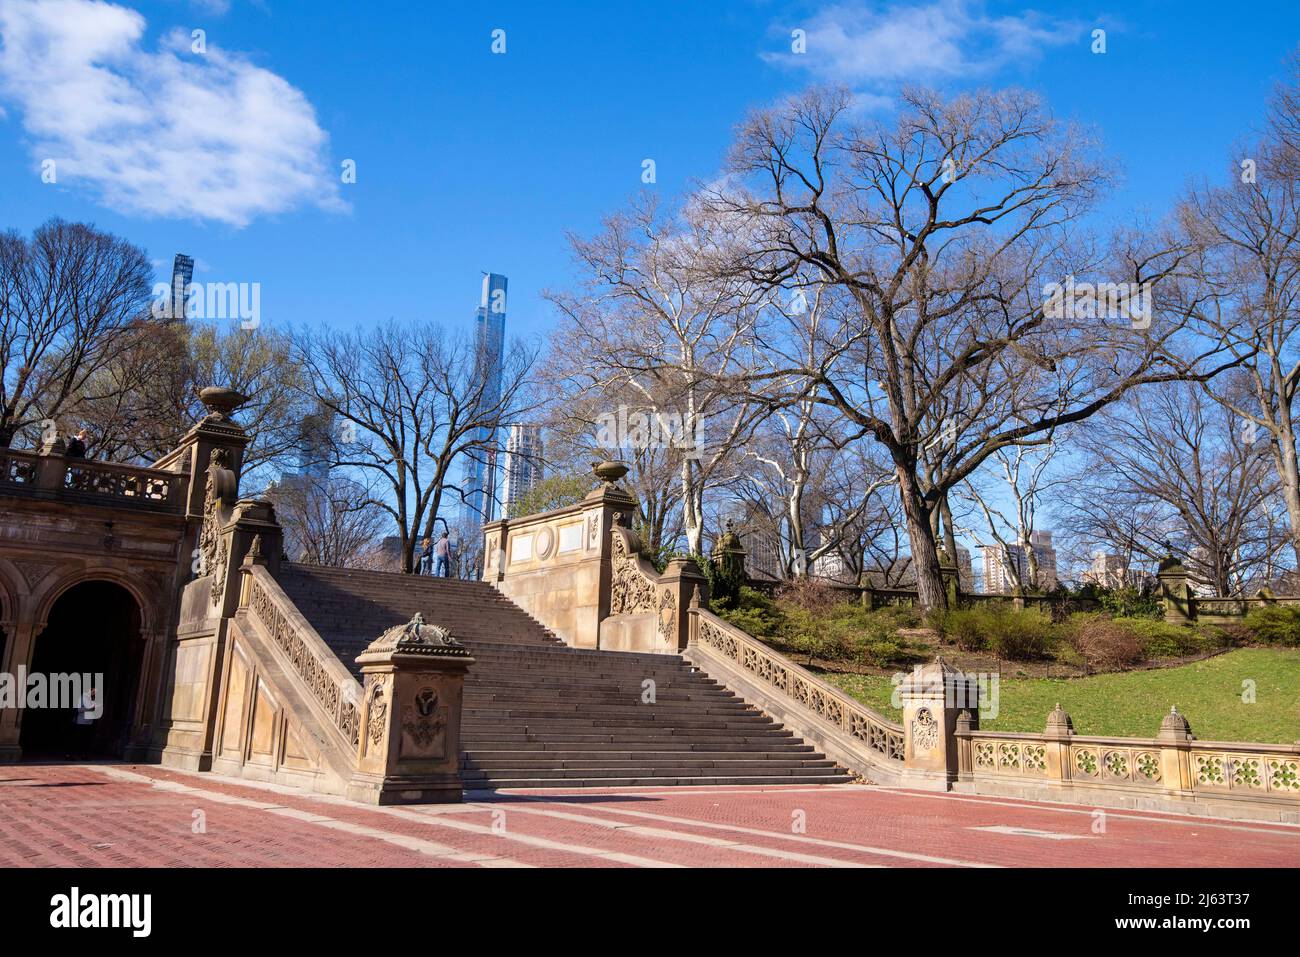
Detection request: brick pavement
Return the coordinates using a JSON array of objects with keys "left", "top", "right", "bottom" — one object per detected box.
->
[{"left": 1, "top": 762, "right": 1296, "bottom": 868}]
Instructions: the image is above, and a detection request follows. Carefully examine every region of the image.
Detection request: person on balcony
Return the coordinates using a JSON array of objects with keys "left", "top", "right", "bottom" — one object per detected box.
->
[
  {"left": 65, "top": 429, "right": 89, "bottom": 459},
  {"left": 418, "top": 537, "right": 434, "bottom": 575}
]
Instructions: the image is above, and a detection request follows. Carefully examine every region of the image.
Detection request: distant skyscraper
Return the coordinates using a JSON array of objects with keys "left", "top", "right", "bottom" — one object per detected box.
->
[
  {"left": 982, "top": 531, "right": 1058, "bottom": 593},
  {"left": 462, "top": 273, "right": 508, "bottom": 527},
  {"left": 169, "top": 253, "right": 194, "bottom": 321},
  {"left": 295, "top": 403, "right": 335, "bottom": 481},
  {"left": 500, "top": 424, "right": 544, "bottom": 518}
]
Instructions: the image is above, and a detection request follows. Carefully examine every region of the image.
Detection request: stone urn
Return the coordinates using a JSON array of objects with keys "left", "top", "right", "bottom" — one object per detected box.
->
[
  {"left": 591, "top": 460, "right": 630, "bottom": 486},
  {"left": 198, "top": 386, "right": 250, "bottom": 421}
]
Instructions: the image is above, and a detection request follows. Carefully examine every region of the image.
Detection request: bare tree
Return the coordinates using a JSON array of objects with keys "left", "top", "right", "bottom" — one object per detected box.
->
[
  {"left": 270, "top": 474, "right": 388, "bottom": 567},
  {"left": 700, "top": 86, "right": 1234, "bottom": 610},
  {"left": 1182, "top": 64, "right": 1300, "bottom": 569},
  {"left": 1064, "top": 383, "right": 1281, "bottom": 596},
  {"left": 954, "top": 433, "right": 1067, "bottom": 593},
  {"left": 294, "top": 321, "right": 537, "bottom": 573},
  {"left": 546, "top": 194, "right": 769, "bottom": 554},
  {"left": 0, "top": 219, "right": 153, "bottom": 448}
]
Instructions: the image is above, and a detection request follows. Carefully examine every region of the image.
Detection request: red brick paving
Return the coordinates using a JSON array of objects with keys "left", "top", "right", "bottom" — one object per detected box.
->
[{"left": 1, "top": 763, "right": 1296, "bottom": 868}]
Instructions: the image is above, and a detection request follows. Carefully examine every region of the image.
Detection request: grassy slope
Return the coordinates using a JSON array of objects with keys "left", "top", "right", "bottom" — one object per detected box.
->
[{"left": 824, "top": 648, "right": 1300, "bottom": 744}]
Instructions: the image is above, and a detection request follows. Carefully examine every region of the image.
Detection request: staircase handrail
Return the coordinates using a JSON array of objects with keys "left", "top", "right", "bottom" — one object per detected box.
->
[
  {"left": 242, "top": 563, "right": 363, "bottom": 750},
  {"left": 689, "top": 605, "right": 905, "bottom": 765}
]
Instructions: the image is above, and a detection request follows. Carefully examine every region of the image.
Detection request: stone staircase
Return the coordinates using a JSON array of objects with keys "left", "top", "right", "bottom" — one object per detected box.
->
[{"left": 278, "top": 564, "right": 853, "bottom": 789}]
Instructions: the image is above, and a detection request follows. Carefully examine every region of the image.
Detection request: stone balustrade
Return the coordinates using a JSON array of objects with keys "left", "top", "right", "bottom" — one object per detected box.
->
[
  {"left": 0, "top": 446, "right": 185, "bottom": 512},
  {"left": 955, "top": 704, "right": 1300, "bottom": 822}
]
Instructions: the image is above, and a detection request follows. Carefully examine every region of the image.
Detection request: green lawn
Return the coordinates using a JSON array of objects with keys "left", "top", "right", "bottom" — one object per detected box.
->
[{"left": 824, "top": 648, "right": 1300, "bottom": 744}]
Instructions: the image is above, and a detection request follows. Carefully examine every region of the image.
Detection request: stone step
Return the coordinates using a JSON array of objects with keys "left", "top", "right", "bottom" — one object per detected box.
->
[
  {"left": 278, "top": 563, "right": 850, "bottom": 790},
  {"left": 454, "top": 740, "right": 817, "bottom": 754},
  {"left": 460, "top": 773, "right": 857, "bottom": 788},
  {"left": 460, "top": 754, "right": 838, "bottom": 770}
]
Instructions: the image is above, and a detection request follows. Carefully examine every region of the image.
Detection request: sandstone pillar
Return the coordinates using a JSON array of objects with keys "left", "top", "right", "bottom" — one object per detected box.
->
[
  {"left": 656, "top": 557, "right": 710, "bottom": 652},
  {"left": 348, "top": 613, "right": 475, "bottom": 805},
  {"left": 899, "top": 657, "right": 981, "bottom": 789},
  {"left": 1157, "top": 552, "right": 1193, "bottom": 624},
  {"left": 1156, "top": 706, "right": 1195, "bottom": 793}
]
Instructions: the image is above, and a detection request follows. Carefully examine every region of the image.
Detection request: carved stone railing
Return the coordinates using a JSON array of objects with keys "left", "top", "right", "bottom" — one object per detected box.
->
[
  {"left": 956, "top": 708, "right": 1300, "bottom": 819},
  {"left": 687, "top": 607, "right": 905, "bottom": 777},
  {"left": 243, "top": 564, "right": 361, "bottom": 749},
  {"left": 0, "top": 448, "right": 39, "bottom": 486},
  {"left": 0, "top": 448, "right": 185, "bottom": 512},
  {"left": 63, "top": 458, "right": 185, "bottom": 507}
]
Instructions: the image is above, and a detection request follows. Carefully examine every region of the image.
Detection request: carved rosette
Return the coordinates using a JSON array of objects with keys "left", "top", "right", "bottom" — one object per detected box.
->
[
  {"left": 609, "top": 531, "right": 656, "bottom": 616},
  {"left": 911, "top": 707, "right": 939, "bottom": 752}
]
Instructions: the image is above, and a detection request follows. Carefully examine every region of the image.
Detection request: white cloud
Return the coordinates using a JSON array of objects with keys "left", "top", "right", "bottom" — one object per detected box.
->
[
  {"left": 0, "top": 0, "right": 344, "bottom": 227},
  {"left": 766, "top": 0, "right": 1084, "bottom": 95}
]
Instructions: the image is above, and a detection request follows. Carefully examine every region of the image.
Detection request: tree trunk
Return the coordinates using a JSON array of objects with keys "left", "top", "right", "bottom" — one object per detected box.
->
[
  {"left": 1271, "top": 424, "right": 1300, "bottom": 572},
  {"left": 896, "top": 467, "right": 947, "bottom": 613}
]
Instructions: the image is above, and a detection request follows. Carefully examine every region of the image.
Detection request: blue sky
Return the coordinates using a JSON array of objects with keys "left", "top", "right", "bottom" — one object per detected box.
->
[{"left": 0, "top": 0, "right": 1296, "bottom": 343}]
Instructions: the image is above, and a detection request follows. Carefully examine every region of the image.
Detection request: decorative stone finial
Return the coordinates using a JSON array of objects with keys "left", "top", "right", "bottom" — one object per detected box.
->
[
  {"left": 245, "top": 534, "right": 267, "bottom": 567},
  {"left": 1158, "top": 704, "right": 1194, "bottom": 740},
  {"left": 366, "top": 612, "right": 470, "bottom": 659},
  {"left": 39, "top": 431, "right": 67, "bottom": 456},
  {"left": 1045, "top": 703, "right": 1074, "bottom": 735}
]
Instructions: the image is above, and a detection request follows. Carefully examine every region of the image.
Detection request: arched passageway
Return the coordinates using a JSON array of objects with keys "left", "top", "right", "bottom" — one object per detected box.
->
[{"left": 19, "top": 581, "right": 144, "bottom": 759}]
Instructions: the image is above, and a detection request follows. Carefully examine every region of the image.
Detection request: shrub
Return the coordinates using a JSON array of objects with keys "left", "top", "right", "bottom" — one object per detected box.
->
[
  {"left": 1067, "top": 614, "right": 1145, "bottom": 670},
  {"left": 1119, "top": 617, "right": 1212, "bottom": 658},
  {"left": 1096, "top": 585, "right": 1163, "bottom": 620},
  {"left": 856, "top": 639, "right": 902, "bottom": 668},
  {"left": 1243, "top": 605, "right": 1300, "bottom": 647},
  {"left": 931, "top": 606, "right": 1052, "bottom": 659},
  {"left": 988, "top": 608, "right": 1054, "bottom": 660},
  {"left": 774, "top": 578, "right": 843, "bottom": 615},
  {"left": 940, "top": 608, "right": 988, "bottom": 652}
]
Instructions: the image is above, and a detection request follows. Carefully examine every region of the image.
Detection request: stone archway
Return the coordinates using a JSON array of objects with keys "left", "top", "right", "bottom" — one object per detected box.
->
[{"left": 19, "top": 581, "right": 145, "bottom": 759}]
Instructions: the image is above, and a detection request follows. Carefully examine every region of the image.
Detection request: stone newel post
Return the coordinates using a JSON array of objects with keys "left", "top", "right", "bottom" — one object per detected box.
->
[
  {"left": 899, "top": 657, "right": 981, "bottom": 789},
  {"left": 1156, "top": 706, "right": 1195, "bottom": 793},
  {"left": 1157, "top": 552, "right": 1193, "bottom": 624},
  {"left": 347, "top": 613, "right": 475, "bottom": 805}
]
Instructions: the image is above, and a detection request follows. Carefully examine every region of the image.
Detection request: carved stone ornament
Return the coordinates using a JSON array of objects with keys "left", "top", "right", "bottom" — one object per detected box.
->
[
  {"left": 911, "top": 706, "right": 939, "bottom": 752},
  {"left": 401, "top": 686, "right": 447, "bottom": 753},
  {"left": 201, "top": 448, "right": 237, "bottom": 603},
  {"left": 609, "top": 531, "right": 656, "bottom": 616},
  {"left": 14, "top": 560, "right": 57, "bottom": 591},
  {"left": 366, "top": 680, "right": 388, "bottom": 747},
  {"left": 658, "top": 589, "right": 677, "bottom": 643},
  {"left": 367, "top": 612, "right": 471, "bottom": 659}
]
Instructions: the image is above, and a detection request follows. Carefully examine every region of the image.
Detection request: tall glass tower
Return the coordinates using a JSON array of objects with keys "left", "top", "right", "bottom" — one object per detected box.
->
[{"left": 462, "top": 273, "right": 508, "bottom": 526}]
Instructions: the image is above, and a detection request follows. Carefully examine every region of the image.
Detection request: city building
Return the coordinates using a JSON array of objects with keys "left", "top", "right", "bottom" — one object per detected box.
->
[
  {"left": 500, "top": 423, "right": 544, "bottom": 518},
  {"left": 168, "top": 253, "right": 194, "bottom": 321},
  {"left": 1083, "top": 550, "right": 1130, "bottom": 589},
  {"left": 955, "top": 545, "right": 974, "bottom": 592},
  {"left": 461, "top": 272, "right": 508, "bottom": 529},
  {"left": 982, "top": 531, "right": 1059, "bottom": 593}
]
